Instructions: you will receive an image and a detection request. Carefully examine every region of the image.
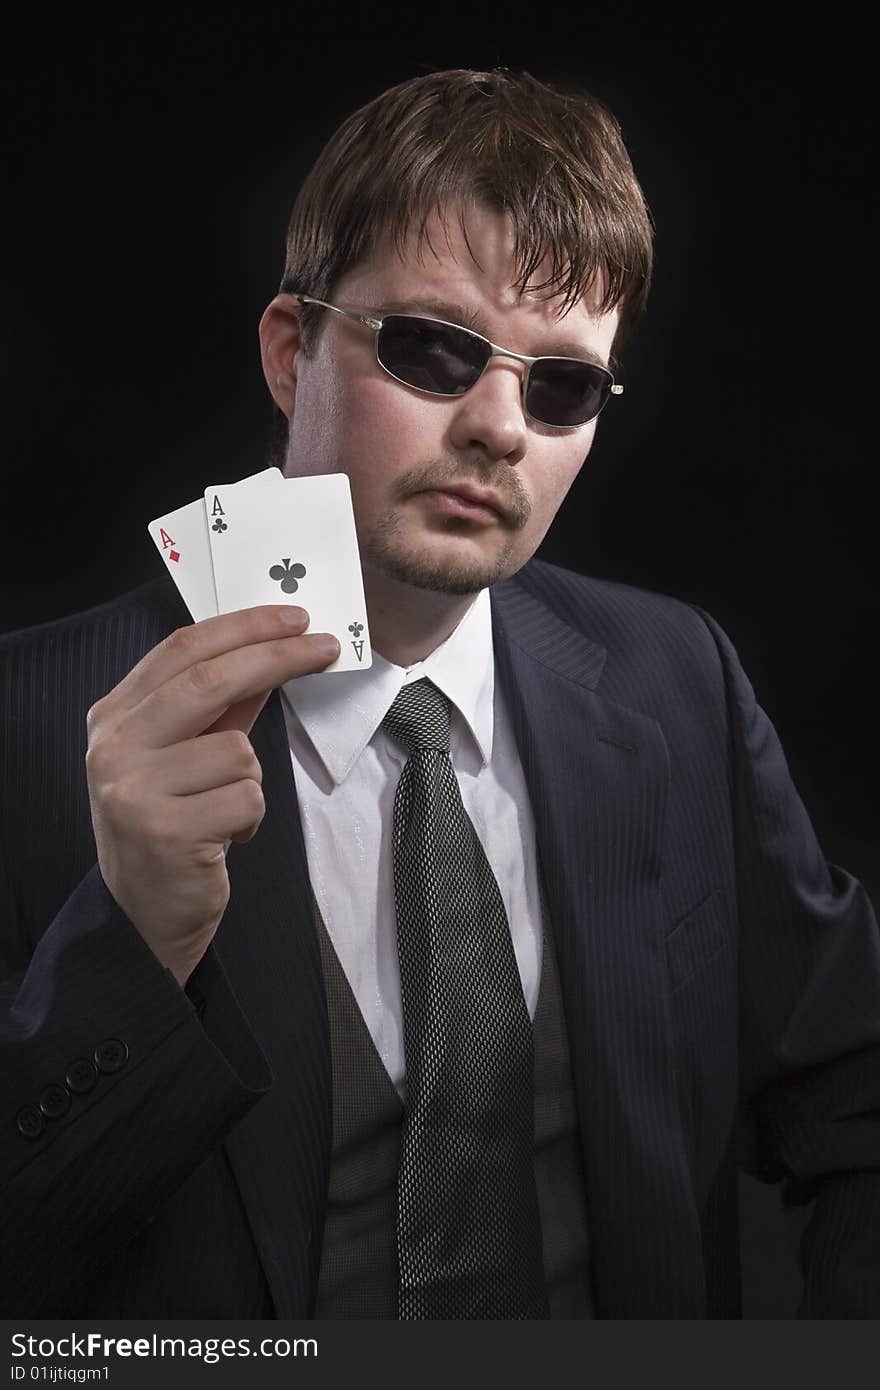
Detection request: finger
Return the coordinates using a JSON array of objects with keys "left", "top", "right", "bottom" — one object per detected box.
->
[
  {"left": 121, "top": 730, "right": 264, "bottom": 799},
  {"left": 95, "top": 605, "right": 311, "bottom": 718},
  {"left": 205, "top": 689, "right": 273, "bottom": 737},
  {"left": 124, "top": 630, "right": 340, "bottom": 750},
  {"left": 161, "top": 779, "right": 267, "bottom": 848}
]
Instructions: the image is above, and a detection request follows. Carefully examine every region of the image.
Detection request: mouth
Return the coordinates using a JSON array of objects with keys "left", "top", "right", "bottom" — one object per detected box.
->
[{"left": 418, "top": 485, "right": 506, "bottom": 524}]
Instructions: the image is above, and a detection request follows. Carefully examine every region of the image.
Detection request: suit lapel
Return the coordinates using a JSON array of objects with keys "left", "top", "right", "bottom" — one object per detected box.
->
[
  {"left": 491, "top": 576, "right": 706, "bottom": 1316},
  {"left": 212, "top": 688, "right": 331, "bottom": 1318}
]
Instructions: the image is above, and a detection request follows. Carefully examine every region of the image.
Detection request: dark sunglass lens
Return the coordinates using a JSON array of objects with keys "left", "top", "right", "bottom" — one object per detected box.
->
[
  {"left": 527, "top": 359, "right": 611, "bottom": 426},
  {"left": 377, "top": 317, "right": 489, "bottom": 395}
]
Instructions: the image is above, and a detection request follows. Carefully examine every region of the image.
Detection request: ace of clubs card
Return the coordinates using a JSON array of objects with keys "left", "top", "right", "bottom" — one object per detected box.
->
[{"left": 204, "top": 471, "right": 371, "bottom": 672}]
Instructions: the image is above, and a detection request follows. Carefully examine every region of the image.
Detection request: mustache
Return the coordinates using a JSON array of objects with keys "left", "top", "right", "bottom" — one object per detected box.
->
[{"left": 392, "top": 460, "right": 531, "bottom": 527}]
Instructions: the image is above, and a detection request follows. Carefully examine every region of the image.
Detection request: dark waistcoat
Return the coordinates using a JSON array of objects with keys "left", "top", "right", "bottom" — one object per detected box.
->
[{"left": 312, "top": 881, "right": 595, "bottom": 1318}]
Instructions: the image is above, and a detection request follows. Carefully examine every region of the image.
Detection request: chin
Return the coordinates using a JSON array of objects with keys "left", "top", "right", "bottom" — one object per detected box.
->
[{"left": 364, "top": 527, "right": 525, "bottom": 595}]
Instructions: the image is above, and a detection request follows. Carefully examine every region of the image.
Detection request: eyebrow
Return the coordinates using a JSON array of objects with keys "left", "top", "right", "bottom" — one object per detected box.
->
[{"left": 376, "top": 297, "right": 609, "bottom": 369}]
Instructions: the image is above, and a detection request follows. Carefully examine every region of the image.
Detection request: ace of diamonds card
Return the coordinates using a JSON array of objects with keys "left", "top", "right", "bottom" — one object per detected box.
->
[{"left": 146, "top": 468, "right": 281, "bottom": 624}]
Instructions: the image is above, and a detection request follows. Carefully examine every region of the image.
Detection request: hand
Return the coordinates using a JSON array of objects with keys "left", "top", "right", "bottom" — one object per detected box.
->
[{"left": 85, "top": 606, "right": 340, "bottom": 987}]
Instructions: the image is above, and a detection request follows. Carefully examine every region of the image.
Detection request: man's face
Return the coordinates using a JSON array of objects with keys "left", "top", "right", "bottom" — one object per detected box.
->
[{"left": 280, "top": 204, "right": 619, "bottom": 596}]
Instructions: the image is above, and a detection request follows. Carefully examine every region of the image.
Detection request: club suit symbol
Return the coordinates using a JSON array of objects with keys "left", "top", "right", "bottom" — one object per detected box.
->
[
  {"left": 269, "top": 558, "right": 307, "bottom": 594},
  {"left": 348, "top": 620, "right": 365, "bottom": 662},
  {"left": 211, "top": 518, "right": 228, "bottom": 534}
]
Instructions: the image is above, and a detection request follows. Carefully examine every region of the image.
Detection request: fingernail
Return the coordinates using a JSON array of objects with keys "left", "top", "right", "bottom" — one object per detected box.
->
[
  {"left": 278, "top": 606, "right": 308, "bottom": 627},
  {"left": 305, "top": 633, "right": 340, "bottom": 658}
]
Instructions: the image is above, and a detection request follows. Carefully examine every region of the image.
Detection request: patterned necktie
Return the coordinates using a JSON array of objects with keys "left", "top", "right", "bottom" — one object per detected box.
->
[{"left": 382, "top": 677, "right": 549, "bottom": 1319}]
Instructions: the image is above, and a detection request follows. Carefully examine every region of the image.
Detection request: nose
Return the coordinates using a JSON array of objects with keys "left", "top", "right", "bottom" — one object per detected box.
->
[{"left": 446, "top": 358, "right": 528, "bottom": 466}]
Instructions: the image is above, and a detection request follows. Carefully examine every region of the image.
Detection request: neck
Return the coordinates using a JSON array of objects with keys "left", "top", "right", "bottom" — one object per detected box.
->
[{"left": 362, "top": 565, "right": 480, "bottom": 668}]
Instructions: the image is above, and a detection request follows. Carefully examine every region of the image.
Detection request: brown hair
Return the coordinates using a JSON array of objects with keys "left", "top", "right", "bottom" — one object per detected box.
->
[{"left": 270, "top": 66, "right": 653, "bottom": 460}]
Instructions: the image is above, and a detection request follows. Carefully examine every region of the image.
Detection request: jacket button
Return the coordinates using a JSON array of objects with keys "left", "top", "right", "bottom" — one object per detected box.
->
[
  {"left": 94, "top": 1039, "right": 128, "bottom": 1074},
  {"left": 39, "top": 1083, "right": 71, "bottom": 1120},
  {"left": 16, "top": 1105, "right": 45, "bottom": 1140},
  {"left": 66, "top": 1058, "right": 98, "bottom": 1094}
]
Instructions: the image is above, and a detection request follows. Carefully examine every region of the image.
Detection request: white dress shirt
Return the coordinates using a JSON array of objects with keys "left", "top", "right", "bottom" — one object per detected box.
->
[{"left": 279, "top": 587, "right": 543, "bottom": 1102}]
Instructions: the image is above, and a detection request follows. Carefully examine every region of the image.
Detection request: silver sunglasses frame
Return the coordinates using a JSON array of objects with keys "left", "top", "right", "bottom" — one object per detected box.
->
[{"left": 297, "top": 294, "right": 623, "bottom": 428}]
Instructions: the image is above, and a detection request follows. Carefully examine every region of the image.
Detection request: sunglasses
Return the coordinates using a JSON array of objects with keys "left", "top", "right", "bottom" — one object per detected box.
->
[{"left": 298, "top": 295, "right": 623, "bottom": 429}]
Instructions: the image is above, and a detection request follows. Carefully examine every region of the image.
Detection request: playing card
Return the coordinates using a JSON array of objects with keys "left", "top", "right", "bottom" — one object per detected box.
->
[
  {"left": 204, "top": 472, "right": 372, "bottom": 672},
  {"left": 201, "top": 469, "right": 285, "bottom": 615},
  {"left": 147, "top": 468, "right": 282, "bottom": 622}
]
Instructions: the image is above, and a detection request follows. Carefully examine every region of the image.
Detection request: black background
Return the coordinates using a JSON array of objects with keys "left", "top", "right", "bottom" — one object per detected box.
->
[{"left": 1, "top": 8, "right": 875, "bottom": 1316}]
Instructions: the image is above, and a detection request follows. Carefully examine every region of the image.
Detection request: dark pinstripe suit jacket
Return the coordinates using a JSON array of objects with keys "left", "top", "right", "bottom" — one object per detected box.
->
[{"left": 2, "top": 559, "right": 879, "bottom": 1318}]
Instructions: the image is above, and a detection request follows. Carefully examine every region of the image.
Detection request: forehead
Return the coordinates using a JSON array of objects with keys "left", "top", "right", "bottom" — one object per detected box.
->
[{"left": 333, "top": 202, "right": 617, "bottom": 352}]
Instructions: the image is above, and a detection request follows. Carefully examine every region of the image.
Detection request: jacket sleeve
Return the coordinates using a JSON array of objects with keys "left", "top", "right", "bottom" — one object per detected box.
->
[
  {"left": 0, "top": 851, "right": 271, "bottom": 1316},
  {"left": 696, "top": 607, "right": 880, "bottom": 1317}
]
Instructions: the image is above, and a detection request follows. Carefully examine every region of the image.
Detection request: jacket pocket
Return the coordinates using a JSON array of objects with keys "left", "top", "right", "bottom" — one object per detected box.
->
[{"left": 665, "top": 890, "right": 726, "bottom": 991}]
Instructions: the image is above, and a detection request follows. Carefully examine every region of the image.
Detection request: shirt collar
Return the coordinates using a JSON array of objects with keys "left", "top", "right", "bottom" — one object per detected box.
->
[{"left": 281, "top": 588, "right": 494, "bottom": 785}]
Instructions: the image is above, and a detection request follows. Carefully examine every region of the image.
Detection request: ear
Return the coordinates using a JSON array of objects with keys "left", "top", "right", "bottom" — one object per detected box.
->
[{"left": 258, "top": 293, "right": 304, "bottom": 417}]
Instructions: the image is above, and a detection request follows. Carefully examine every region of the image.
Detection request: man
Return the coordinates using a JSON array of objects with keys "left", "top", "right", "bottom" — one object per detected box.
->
[{"left": 2, "top": 67, "right": 879, "bottom": 1319}]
